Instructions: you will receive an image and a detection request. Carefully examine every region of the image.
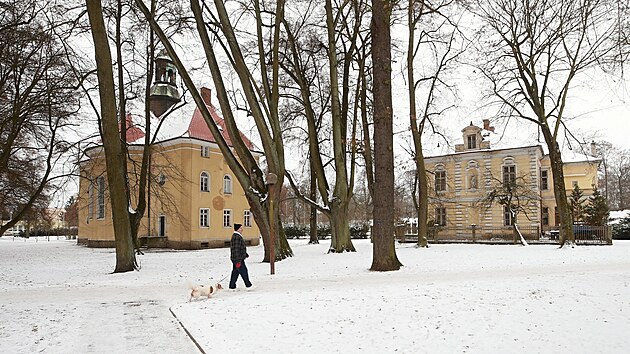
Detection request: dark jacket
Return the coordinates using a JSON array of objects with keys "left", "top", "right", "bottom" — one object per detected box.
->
[{"left": 230, "top": 232, "right": 248, "bottom": 262}]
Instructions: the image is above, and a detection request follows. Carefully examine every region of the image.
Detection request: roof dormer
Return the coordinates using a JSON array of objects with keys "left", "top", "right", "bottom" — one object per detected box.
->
[{"left": 455, "top": 121, "right": 492, "bottom": 152}]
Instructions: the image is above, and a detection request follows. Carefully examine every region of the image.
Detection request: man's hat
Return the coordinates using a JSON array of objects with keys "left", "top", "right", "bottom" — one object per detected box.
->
[{"left": 234, "top": 223, "right": 242, "bottom": 231}]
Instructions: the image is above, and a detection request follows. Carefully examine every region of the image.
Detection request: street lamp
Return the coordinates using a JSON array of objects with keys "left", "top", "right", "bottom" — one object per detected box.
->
[{"left": 266, "top": 172, "right": 278, "bottom": 275}]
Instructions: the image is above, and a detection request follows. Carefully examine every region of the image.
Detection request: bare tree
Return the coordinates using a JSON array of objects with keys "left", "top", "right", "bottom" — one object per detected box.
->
[
  {"left": 282, "top": 0, "right": 372, "bottom": 253},
  {"left": 86, "top": 0, "right": 136, "bottom": 272},
  {"left": 0, "top": 1, "right": 81, "bottom": 237},
  {"left": 477, "top": 172, "right": 540, "bottom": 245},
  {"left": 473, "top": 0, "right": 628, "bottom": 247},
  {"left": 406, "top": 0, "right": 461, "bottom": 248},
  {"left": 136, "top": 0, "right": 293, "bottom": 264},
  {"left": 371, "top": 0, "right": 402, "bottom": 271}
]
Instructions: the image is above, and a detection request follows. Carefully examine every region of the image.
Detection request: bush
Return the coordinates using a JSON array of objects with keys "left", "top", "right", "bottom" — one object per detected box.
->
[
  {"left": 350, "top": 223, "right": 369, "bottom": 239},
  {"left": 283, "top": 224, "right": 309, "bottom": 239},
  {"left": 317, "top": 224, "right": 331, "bottom": 239},
  {"left": 613, "top": 217, "right": 630, "bottom": 240}
]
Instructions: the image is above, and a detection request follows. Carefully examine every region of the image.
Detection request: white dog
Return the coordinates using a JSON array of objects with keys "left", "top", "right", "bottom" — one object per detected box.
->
[{"left": 188, "top": 282, "right": 224, "bottom": 302}]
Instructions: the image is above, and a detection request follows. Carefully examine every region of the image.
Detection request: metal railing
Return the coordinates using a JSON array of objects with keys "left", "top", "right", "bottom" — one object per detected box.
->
[{"left": 398, "top": 224, "right": 612, "bottom": 245}]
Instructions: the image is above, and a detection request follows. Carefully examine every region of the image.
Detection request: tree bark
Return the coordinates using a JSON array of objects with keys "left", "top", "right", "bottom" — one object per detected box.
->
[
  {"left": 86, "top": 0, "right": 136, "bottom": 272},
  {"left": 370, "top": 0, "right": 401, "bottom": 271}
]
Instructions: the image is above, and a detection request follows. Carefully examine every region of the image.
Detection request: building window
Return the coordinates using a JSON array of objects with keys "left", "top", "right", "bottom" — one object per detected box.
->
[
  {"left": 97, "top": 176, "right": 105, "bottom": 219},
  {"left": 158, "top": 215, "right": 166, "bottom": 237},
  {"left": 467, "top": 135, "right": 477, "bottom": 149},
  {"left": 435, "top": 170, "right": 446, "bottom": 192},
  {"left": 201, "top": 145, "right": 210, "bottom": 158},
  {"left": 223, "top": 175, "right": 232, "bottom": 194},
  {"left": 244, "top": 210, "right": 251, "bottom": 227},
  {"left": 542, "top": 207, "right": 549, "bottom": 226},
  {"left": 88, "top": 180, "right": 94, "bottom": 220},
  {"left": 503, "top": 165, "right": 516, "bottom": 186},
  {"left": 540, "top": 170, "right": 549, "bottom": 190},
  {"left": 435, "top": 208, "right": 447, "bottom": 226},
  {"left": 200, "top": 171, "right": 209, "bottom": 192},
  {"left": 200, "top": 208, "right": 209, "bottom": 228},
  {"left": 554, "top": 207, "right": 559, "bottom": 226},
  {"left": 223, "top": 209, "right": 232, "bottom": 228},
  {"left": 503, "top": 206, "right": 515, "bottom": 226}
]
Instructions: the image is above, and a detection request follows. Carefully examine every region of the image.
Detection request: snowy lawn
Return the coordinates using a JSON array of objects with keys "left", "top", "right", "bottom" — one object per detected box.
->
[{"left": 2, "top": 237, "right": 630, "bottom": 353}]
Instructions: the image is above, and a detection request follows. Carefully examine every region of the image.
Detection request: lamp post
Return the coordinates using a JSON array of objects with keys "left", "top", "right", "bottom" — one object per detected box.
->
[{"left": 266, "top": 173, "right": 278, "bottom": 275}]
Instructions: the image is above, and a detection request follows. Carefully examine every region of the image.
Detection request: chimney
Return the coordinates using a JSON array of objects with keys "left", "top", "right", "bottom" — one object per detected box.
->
[
  {"left": 590, "top": 141, "right": 597, "bottom": 156},
  {"left": 201, "top": 87, "right": 212, "bottom": 106},
  {"left": 482, "top": 119, "right": 495, "bottom": 132}
]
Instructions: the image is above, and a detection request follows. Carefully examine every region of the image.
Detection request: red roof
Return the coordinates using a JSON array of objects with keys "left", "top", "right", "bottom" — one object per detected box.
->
[
  {"left": 124, "top": 113, "right": 145, "bottom": 143},
  {"left": 186, "top": 93, "right": 255, "bottom": 150}
]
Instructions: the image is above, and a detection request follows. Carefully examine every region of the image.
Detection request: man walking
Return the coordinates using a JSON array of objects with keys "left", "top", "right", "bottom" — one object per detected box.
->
[{"left": 229, "top": 223, "right": 253, "bottom": 289}]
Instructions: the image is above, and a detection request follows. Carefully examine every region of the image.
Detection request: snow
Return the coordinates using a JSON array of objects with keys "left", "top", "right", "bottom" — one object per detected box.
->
[
  {"left": 610, "top": 210, "right": 630, "bottom": 225},
  {"left": 2, "top": 237, "right": 630, "bottom": 353}
]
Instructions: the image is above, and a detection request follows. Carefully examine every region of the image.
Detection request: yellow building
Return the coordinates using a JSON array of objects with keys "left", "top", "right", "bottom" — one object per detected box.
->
[
  {"left": 424, "top": 120, "right": 600, "bottom": 240},
  {"left": 78, "top": 52, "right": 260, "bottom": 249}
]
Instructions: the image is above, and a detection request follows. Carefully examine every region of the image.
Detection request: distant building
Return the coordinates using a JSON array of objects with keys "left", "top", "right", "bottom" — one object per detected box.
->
[
  {"left": 78, "top": 51, "right": 260, "bottom": 249},
  {"left": 423, "top": 120, "right": 600, "bottom": 239}
]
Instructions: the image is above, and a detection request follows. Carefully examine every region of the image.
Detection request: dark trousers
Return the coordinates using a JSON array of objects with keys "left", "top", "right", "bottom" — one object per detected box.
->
[{"left": 229, "top": 260, "right": 252, "bottom": 289}]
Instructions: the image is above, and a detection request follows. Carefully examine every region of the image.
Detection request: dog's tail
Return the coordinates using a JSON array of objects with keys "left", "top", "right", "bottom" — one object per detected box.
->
[{"left": 185, "top": 280, "right": 195, "bottom": 290}]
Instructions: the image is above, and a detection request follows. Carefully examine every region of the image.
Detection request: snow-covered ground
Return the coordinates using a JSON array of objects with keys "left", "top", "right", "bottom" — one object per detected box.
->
[{"left": 2, "top": 237, "right": 630, "bottom": 353}]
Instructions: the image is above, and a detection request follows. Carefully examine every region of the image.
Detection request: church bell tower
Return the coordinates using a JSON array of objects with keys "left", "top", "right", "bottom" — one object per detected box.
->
[{"left": 149, "top": 49, "right": 181, "bottom": 117}]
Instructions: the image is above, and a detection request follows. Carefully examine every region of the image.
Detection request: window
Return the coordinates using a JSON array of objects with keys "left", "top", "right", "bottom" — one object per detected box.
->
[
  {"left": 244, "top": 210, "right": 251, "bottom": 227},
  {"left": 200, "top": 208, "right": 209, "bottom": 228},
  {"left": 542, "top": 207, "right": 549, "bottom": 226},
  {"left": 504, "top": 206, "right": 515, "bottom": 226},
  {"left": 223, "top": 209, "right": 232, "bottom": 228},
  {"left": 540, "top": 170, "right": 549, "bottom": 190},
  {"left": 158, "top": 215, "right": 166, "bottom": 237},
  {"left": 435, "top": 170, "right": 446, "bottom": 192},
  {"left": 436, "top": 208, "right": 447, "bottom": 226},
  {"left": 223, "top": 175, "right": 232, "bottom": 194},
  {"left": 201, "top": 145, "right": 210, "bottom": 158},
  {"left": 467, "top": 135, "right": 477, "bottom": 149},
  {"left": 554, "top": 207, "right": 559, "bottom": 226},
  {"left": 200, "top": 172, "right": 209, "bottom": 192},
  {"left": 88, "top": 180, "right": 94, "bottom": 220},
  {"left": 503, "top": 165, "right": 516, "bottom": 186},
  {"left": 97, "top": 176, "right": 105, "bottom": 219}
]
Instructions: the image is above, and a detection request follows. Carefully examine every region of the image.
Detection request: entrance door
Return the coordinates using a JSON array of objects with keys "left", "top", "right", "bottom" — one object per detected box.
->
[{"left": 158, "top": 215, "right": 166, "bottom": 237}]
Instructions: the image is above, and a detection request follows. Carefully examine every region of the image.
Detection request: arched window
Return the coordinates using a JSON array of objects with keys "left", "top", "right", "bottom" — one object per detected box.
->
[
  {"left": 223, "top": 175, "right": 232, "bottom": 194},
  {"left": 502, "top": 157, "right": 516, "bottom": 186},
  {"left": 200, "top": 171, "right": 209, "bottom": 192}
]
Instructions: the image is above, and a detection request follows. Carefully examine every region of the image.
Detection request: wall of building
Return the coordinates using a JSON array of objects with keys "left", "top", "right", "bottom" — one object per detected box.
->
[{"left": 78, "top": 139, "right": 260, "bottom": 249}]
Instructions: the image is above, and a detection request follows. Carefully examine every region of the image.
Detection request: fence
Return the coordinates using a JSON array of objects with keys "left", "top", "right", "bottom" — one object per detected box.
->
[{"left": 398, "top": 224, "right": 612, "bottom": 245}]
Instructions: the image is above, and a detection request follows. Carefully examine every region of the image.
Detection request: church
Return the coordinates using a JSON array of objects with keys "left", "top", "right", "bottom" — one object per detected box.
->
[{"left": 77, "top": 51, "right": 261, "bottom": 249}]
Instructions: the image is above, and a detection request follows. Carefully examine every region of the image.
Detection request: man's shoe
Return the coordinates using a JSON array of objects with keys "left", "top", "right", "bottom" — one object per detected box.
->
[{"left": 245, "top": 284, "right": 255, "bottom": 291}]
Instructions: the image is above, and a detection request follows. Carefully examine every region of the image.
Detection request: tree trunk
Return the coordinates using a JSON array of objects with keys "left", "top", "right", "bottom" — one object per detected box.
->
[
  {"left": 86, "top": 0, "right": 136, "bottom": 272},
  {"left": 545, "top": 136, "right": 575, "bottom": 247},
  {"left": 329, "top": 203, "right": 355, "bottom": 253},
  {"left": 309, "top": 159, "right": 319, "bottom": 244},
  {"left": 370, "top": 0, "right": 402, "bottom": 271}
]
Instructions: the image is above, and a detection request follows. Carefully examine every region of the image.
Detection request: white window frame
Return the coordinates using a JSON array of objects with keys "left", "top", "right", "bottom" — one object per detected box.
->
[
  {"left": 200, "top": 208, "right": 210, "bottom": 228},
  {"left": 435, "top": 170, "right": 446, "bottom": 192},
  {"left": 435, "top": 208, "right": 447, "bottom": 226},
  {"left": 502, "top": 164, "right": 516, "bottom": 186},
  {"left": 200, "top": 171, "right": 209, "bottom": 192},
  {"left": 540, "top": 169, "right": 549, "bottom": 190},
  {"left": 244, "top": 210, "right": 251, "bottom": 227},
  {"left": 504, "top": 206, "right": 515, "bottom": 226},
  {"left": 88, "top": 180, "right": 94, "bottom": 220},
  {"left": 223, "top": 174, "right": 233, "bottom": 194},
  {"left": 467, "top": 134, "right": 477, "bottom": 149},
  {"left": 97, "top": 176, "right": 105, "bottom": 219},
  {"left": 223, "top": 209, "right": 232, "bottom": 228},
  {"left": 201, "top": 145, "right": 210, "bottom": 158}
]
